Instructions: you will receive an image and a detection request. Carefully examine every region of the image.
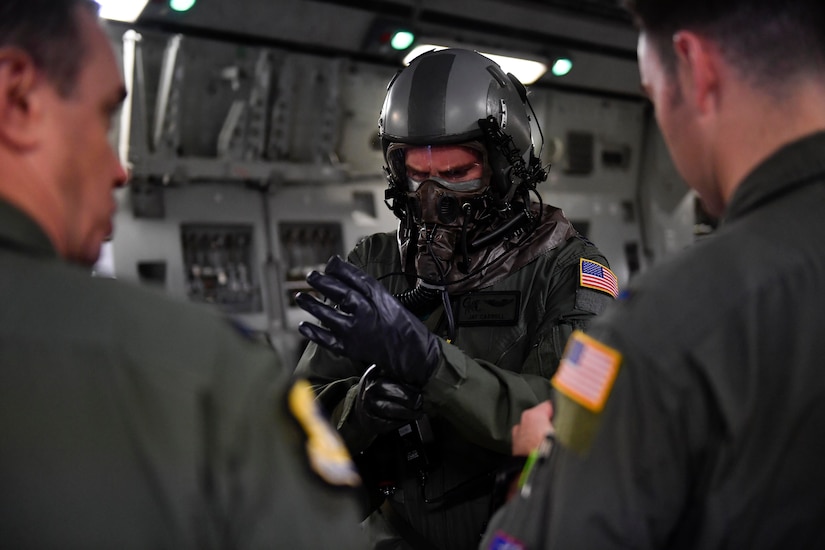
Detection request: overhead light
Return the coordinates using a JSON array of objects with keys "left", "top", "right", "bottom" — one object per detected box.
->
[
  {"left": 403, "top": 44, "right": 547, "bottom": 85},
  {"left": 96, "top": 0, "right": 149, "bottom": 23},
  {"left": 551, "top": 57, "right": 573, "bottom": 77}
]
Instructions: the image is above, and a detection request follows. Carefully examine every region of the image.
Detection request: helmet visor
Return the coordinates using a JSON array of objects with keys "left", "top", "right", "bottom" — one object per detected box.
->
[{"left": 386, "top": 142, "right": 489, "bottom": 193}]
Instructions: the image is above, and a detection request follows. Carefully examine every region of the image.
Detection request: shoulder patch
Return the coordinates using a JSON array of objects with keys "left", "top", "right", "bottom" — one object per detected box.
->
[
  {"left": 579, "top": 258, "right": 619, "bottom": 298},
  {"left": 287, "top": 379, "right": 361, "bottom": 487},
  {"left": 487, "top": 530, "right": 526, "bottom": 550},
  {"left": 226, "top": 318, "right": 258, "bottom": 341},
  {"left": 551, "top": 331, "right": 621, "bottom": 413},
  {"left": 226, "top": 317, "right": 273, "bottom": 346}
]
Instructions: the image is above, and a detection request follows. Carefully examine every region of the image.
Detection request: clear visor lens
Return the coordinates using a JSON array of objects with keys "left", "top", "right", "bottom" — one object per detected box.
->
[{"left": 386, "top": 143, "right": 488, "bottom": 192}]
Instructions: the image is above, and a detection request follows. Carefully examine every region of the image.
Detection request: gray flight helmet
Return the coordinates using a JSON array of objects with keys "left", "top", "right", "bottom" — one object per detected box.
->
[{"left": 378, "top": 48, "right": 542, "bottom": 203}]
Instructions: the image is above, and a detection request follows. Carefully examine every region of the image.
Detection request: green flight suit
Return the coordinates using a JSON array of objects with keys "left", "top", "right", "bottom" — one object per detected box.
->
[
  {"left": 482, "top": 132, "right": 825, "bottom": 549},
  {"left": 295, "top": 205, "right": 615, "bottom": 549},
  {"left": 0, "top": 199, "right": 366, "bottom": 549}
]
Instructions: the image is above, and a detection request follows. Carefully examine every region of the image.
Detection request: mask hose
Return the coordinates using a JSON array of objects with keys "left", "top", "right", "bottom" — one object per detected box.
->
[
  {"left": 457, "top": 203, "right": 473, "bottom": 273},
  {"left": 394, "top": 228, "right": 457, "bottom": 339},
  {"left": 394, "top": 283, "right": 443, "bottom": 317}
]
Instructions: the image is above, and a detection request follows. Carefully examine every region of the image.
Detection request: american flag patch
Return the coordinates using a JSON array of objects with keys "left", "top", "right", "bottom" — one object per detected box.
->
[
  {"left": 552, "top": 331, "right": 621, "bottom": 412},
  {"left": 579, "top": 259, "right": 619, "bottom": 298}
]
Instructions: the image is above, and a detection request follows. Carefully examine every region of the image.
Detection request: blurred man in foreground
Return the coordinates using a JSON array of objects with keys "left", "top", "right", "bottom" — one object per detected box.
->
[
  {"left": 0, "top": 1, "right": 365, "bottom": 546},
  {"left": 483, "top": 0, "right": 825, "bottom": 547}
]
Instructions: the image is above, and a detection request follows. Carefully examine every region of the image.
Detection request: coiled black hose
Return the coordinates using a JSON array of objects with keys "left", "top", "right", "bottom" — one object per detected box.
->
[{"left": 394, "top": 283, "right": 443, "bottom": 317}]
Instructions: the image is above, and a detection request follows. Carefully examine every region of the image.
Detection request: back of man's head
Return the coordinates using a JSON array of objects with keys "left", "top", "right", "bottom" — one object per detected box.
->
[
  {"left": 624, "top": 0, "right": 825, "bottom": 91},
  {"left": 0, "top": 0, "right": 99, "bottom": 97}
]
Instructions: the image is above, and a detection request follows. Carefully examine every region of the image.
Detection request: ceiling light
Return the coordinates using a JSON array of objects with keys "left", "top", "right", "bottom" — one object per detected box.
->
[
  {"left": 403, "top": 44, "right": 547, "bottom": 85},
  {"left": 96, "top": 0, "right": 149, "bottom": 23}
]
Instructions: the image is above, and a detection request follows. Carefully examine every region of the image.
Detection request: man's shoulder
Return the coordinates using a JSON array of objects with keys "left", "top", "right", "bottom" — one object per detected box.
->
[
  {"left": 10, "top": 256, "right": 209, "bottom": 325},
  {"left": 596, "top": 236, "right": 736, "bottom": 353},
  {"left": 92, "top": 273, "right": 222, "bottom": 327},
  {"left": 629, "top": 228, "right": 743, "bottom": 298},
  {"left": 565, "top": 233, "right": 609, "bottom": 263},
  {"left": 3, "top": 258, "right": 284, "bottom": 382},
  {"left": 347, "top": 230, "right": 400, "bottom": 272},
  {"left": 48, "top": 262, "right": 263, "bottom": 356},
  {"left": 350, "top": 230, "right": 398, "bottom": 254},
  {"left": 529, "top": 232, "right": 610, "bottom": 273}
]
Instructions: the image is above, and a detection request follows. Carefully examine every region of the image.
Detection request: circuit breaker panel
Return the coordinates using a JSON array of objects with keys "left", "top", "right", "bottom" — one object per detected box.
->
[
  {"left": 180, "top": 223, "right": 262, "bottom": 314},
  {"left": 278, "top": 222, "right": 344, "bottom": 306}
]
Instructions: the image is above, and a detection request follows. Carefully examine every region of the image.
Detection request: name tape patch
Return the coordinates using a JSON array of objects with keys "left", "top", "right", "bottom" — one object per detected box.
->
[{"left": 458, "top": 291, "right": 521, "bottom": 326}]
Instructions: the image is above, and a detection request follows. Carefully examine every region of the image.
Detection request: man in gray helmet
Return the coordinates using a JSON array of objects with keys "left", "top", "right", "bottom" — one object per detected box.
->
[{"left": 294, "top": 48, "right": 615, "bottom": 549}]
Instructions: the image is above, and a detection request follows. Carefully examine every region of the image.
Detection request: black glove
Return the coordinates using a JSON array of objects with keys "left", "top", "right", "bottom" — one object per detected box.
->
[
  {"left": 296, "top": 255, "right": 440, "bottom": 388},
  {"left": 354, "top": 365, "right": 423, "bottom": 435}
]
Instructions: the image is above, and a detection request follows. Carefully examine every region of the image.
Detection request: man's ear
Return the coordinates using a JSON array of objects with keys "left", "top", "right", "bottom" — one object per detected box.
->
[
  {"left": 0, "top": 48, "right": 43, "bottom": 150},
  {"left": 672, "top": 31, "right": 720, "bottom": 115}
]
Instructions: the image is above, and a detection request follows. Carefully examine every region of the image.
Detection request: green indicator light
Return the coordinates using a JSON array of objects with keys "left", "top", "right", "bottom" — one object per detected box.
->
[
  {"left": 390, "top": 31, "right": 415, "bottom": 51},
  {"left": 170, "top": 0, "right": 196, "bottom": 12},
  {"left": 551, "top": 58, "right": 573, "bottom": 77}
]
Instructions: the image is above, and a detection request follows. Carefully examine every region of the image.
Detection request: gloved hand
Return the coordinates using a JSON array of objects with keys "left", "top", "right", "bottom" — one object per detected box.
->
[
  {"left": 354, "top": 365, "right": 424, "bottom": 435},
  {"left": 295, "top": 255, "right": 440, "bottom": 388}
]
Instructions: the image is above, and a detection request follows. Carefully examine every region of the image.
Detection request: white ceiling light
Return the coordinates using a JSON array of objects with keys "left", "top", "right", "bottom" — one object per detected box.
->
[
  {"left": 96, "top": 0, "right": 149, "bottom": 23},
  {"left": 403, "top": 44, "right": 548, "bottom": 85}
]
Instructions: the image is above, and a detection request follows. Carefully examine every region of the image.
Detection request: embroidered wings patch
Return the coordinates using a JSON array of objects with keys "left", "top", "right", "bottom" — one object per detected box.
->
[{"left": 288, "top": 379, "right": 361, "bottom": 487}]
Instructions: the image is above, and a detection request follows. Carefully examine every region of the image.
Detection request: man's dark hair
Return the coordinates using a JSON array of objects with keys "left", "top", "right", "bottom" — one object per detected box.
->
[
  {"left": 623, "top": 0, "right": 825, "bottom": 90},
  {"left": 0, "top": 0, "right": 100, "bottom": 96}
]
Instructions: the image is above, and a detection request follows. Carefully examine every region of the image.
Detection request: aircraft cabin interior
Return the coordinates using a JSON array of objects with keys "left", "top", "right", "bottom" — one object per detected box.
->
[{"left": 97, "top": 0, "right": 709, "bottom": 365}]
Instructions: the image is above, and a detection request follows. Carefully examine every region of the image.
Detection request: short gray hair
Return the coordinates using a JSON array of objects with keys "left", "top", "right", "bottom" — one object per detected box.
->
[{"left": 0, "top": 0, "right": 100, "bottom": 96}]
